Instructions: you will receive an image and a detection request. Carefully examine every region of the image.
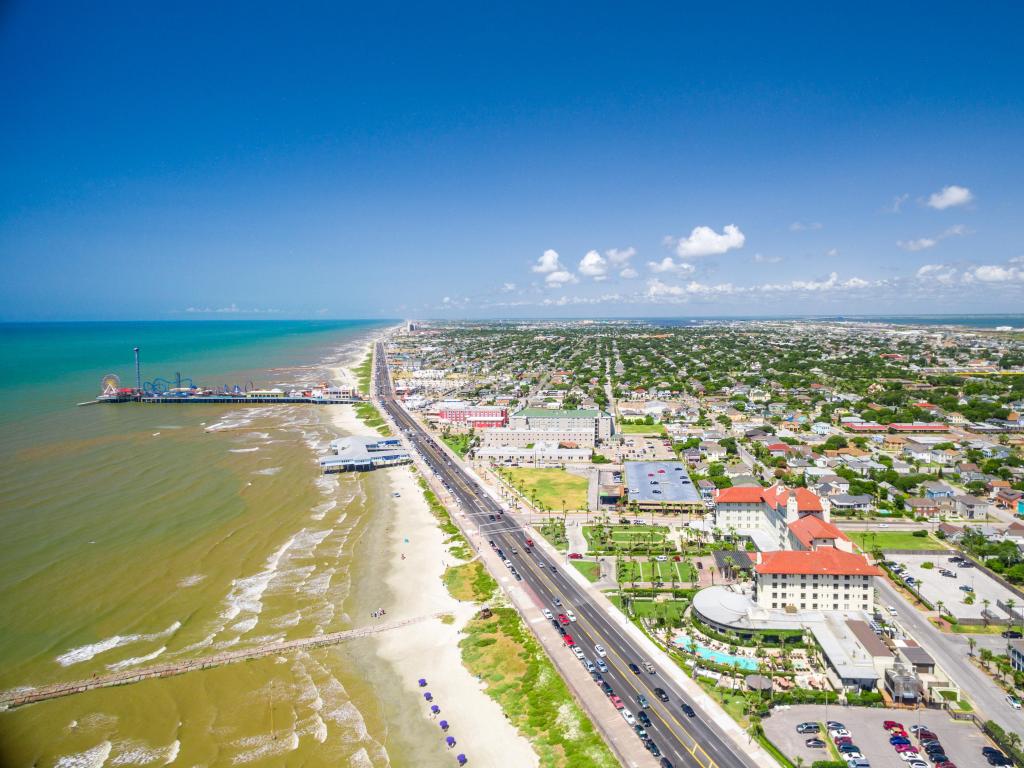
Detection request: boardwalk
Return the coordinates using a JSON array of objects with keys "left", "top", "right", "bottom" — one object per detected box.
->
[{"left": 1, "top": 612, "right": 442, "bottom": 710}]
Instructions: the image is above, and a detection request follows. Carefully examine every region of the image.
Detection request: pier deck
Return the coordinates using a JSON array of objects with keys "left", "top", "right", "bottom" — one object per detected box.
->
[{"left": 1, "top": 612, "right": 442, "bottom": 710}]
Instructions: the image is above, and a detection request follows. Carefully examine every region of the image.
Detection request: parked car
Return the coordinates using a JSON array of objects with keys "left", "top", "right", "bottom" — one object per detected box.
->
[
  {"left": 572, "top": 646, "right": 585, "bottom": 659},
  {"left": 637, "top": 711, "right": 652, "bottom": 727},
  {"left": 797, "top": 722, "right": 822, "bottom": 734},
  {"left": 1008, "top": 695, "right": 1022, "bottom": 710},
  {"left": 621, "top": 708, "right": 636, "bottom": 726},
  {"left": 600, "top": 681, "right": 613, "bottom": 696},
  {"left": 568, "top": 552, "right": 583, "bottom": 559},
  {"left": 646, "top": 740, "right": 661, "bottom": 757},
  {"left": 557, "top": 613, "right": 570, "bottom": 625},
  {"left": 885, "top": 721, "right": 905, "bottom": 730},
  {"left": 660, "top": 759, "right": 674, "bottom": 768},
  {"left": 542, "top": 609, "right": 553, "bottom": 620},
  {"left": 563, "top": 634, "right": 574, "bottom": 646},
  {"left": 596, "top": 659, "right": 608, "bottom": 673},
  {"left": 827, "top": 721, "right": 846, "bottom": 730},
  {"left": 609, "top": 695, "right": 624, "bottom": 709},
  {"left": 806, "top": 739, "right": 826, "bottom": 748}
]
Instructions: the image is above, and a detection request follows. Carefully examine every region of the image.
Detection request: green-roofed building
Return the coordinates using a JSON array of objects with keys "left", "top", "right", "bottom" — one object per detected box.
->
[{"left": 509, "top": 406, "right": 613, "bottom": 441}]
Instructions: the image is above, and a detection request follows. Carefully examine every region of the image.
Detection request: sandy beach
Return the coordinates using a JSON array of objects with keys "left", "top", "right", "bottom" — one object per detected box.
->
[{"left": 328, "top": 353, "right": 538, "bottom": 767}]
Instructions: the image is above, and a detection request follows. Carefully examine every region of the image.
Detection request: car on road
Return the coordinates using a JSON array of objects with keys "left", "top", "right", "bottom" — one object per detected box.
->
[
  {"left": 806, "top": 739, "right": 826, "bottom": 748},
  {"left": 653, "top": 687, "right": 669, "bottom": 702},
  {"left": 609, "top": 695, "right": 624, "bottom": 709},
  {"left": 1002, "top": 630, "right": 1023, "bottom": 639},
  {"left": 557, "top": 613, "right": 570, "bottom": 625},
  {"left": 594, "top": 644, "right": 607, "bottom": 657},
  {"left": 542, "top": 609, "right": 553, "bottom": 620},
  {"left": 797, "top": 722, "right": 821, "bottom": 734},
  {"left": 660, "top": 759, "right": 674, "bottom": 768},
  {"left": 636, "top": 694, "right": 650, "bottom": 709},
  {"left": 596, "top": 659, "right": 608, "bottom": 673},
  {"left": 552, "top": 597, "right": 561, "bottom": 607},
  {"left": 642, "top": 660, "right": 656, "bottom": 674},
  {"left": 566, "top": 610, "right": 577, "bottom": 622},
  {"left": 680, "top": 703, "right": 696, "bottom": 718},
  {"left": 621, "top": 708, "right": 636, "bottom": 726},
  {"left": 628, "top": 663, "right": 641, "bottom": 675},
  {"left": 1007, "top": 694, "right": 1022, "bottom": 709},
  {"left": 568, "top": 552, "right": 582, "bottom": 559},
  {"left": 637, "top": 711, "right": 652, "bottom": 727}
]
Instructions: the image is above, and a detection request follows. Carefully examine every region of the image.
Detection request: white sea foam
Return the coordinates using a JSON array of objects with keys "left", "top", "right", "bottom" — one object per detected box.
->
[
  {"left": 177, "top": 574, "right": 206, "bottom": 588},
  {"left": 229, "top": 447, "right": 260, "bottom": 454},
  {"left": 106, "top": 646, "right": 166, "bottom": 671},
  {"left": 109, "top": 738, "right": 180, "bottom": 765},
  {"left": 229, "top": 618, "right": 258, "bottom": 635},
  {"left": 348, "top": 748, "right": 373, "bottom": 768},
  {"left": 57, "top": 621, "right": 181, "bottom": 667},
  {"left": 254, "top": 466, "right": 281, "bottom": 475},
  {"left": 220, "top": 536, "right": 295, "bottom": 622},
  {"left": 230, "top": 731, "right": 299, "bottom": 764},
  {"left": 164, "top": 740, "right": 180, "bottom": 765},
  {"left": 55, "top": 741, "right": 112, "bottom": 768}
]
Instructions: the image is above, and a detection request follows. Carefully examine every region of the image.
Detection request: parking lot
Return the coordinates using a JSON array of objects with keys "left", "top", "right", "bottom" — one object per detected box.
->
[
  {"left": 764, "top": 704, "right": 993, "bottom": 768},
  {"left": 888, "top": 553, "right": 1019, "bottom": 622}
]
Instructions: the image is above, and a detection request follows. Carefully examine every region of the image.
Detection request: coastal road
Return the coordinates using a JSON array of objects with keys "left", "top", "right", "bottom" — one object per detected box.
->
[
  {"left": 878, "top": 579, "right": 1024, "bottom": 735},
  {"left": 374, "top": 343, "right": 756, "bottom": 768}
]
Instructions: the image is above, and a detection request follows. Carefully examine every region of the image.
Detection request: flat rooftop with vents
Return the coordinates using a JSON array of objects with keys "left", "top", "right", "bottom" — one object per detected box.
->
[{"left": 624, "top": 461, "right": 705, "bottom": 513}]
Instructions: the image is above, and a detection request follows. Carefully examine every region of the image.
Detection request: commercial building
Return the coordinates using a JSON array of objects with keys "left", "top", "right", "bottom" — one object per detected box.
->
[
  {"left": 320, "top": 436, "right": 411, "bottom": 472},
  {"left": 437, "top": 404, "right": 508, "bottom": 428},
  {"left": 508, "top": 407, "right": 613, "bottom": 441},
  {"left": 787, "top": 515, "right": 853, "bottom": 552},
  {"left": 475, "top": 442, "right": 590, "bottom": 466},
  {"left": 713, "top": 483, "right": 828, "bottom": 551},
  {"left": 479, "top": 427, "right": 595, "bottom": 450},
  {"left": 753, "top": 549, "right": 880, "bottom": 613},
  {"left": 624, "top": 461, "right": 704, "bottom": 514}
]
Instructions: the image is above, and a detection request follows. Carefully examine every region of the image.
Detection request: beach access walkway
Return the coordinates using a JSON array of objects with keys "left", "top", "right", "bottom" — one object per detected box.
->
[{"left": 1, "top": 612, "right": 443, "bottom": 710}]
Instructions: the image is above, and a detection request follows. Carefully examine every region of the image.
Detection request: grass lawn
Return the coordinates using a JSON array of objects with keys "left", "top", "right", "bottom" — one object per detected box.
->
[
  {"left": 353, "top": 350, "right": 372, "bottom": 395},
  {"left": 503, "top": 467, "right": 589, "bottom": 511},
  {"left": 619, "top": 422, "right": 668, "bottom": 435},
  {"left": 354, "top": 401, "right": 392, "bottom": 436},
  {"left": 583, "top": 525, "right": 671, "bottom": 552},
  {"left": 951, "top": 623, "right": 1014, "bottom": 634},
  {"left": 617, "top": 558, "right": 695, "bottom": 584},
  {"left": 459, "top": 607, "right": 618, "bottom": 768},
  {"left": 571, "top": 560, "right": 601, "bottom": 582},
  {"left": 696, "top": 680, "right": 751, "bottom": 728},
  {"left": 610, "top": 595, "right": 690, "bottom": 624},
  {"left": 849, "top": 530, "right": 947, "bottom": 551},
  {"left": 444, "top": 560, "right": 498, "bottom": 602},
  {"left": 441, "top": 433, "right": 474, "bottom": 458},
  {"left": 539, "top": 520, "right": 569, "bottom": 551}
]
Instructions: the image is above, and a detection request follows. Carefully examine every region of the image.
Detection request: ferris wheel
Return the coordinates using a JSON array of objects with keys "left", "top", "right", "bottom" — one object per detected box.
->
[{"left": 100, "top": 373, "right": 121, "bottom": 395}]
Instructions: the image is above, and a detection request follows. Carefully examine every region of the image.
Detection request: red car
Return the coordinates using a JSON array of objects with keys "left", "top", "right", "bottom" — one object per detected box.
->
[
  {"left": 895, "top": 745, "right": 919, "bottom": 754},
  {"left": 835, "top": 737, "right": 853, "bottom": 746},
  {"left": 891, "top": 730, "right": 908, "bottom": 739},
  {"left": 558, "top": 614, "right": 570, "bottom": 625},
  {"left": 563, "top": 634, "right": 575, "bottom": 646},
  {"left": 568, "top": 553, "right": 583, "bottom": 559},
  {"left": 610, "top": 695, "right": 624, "bottom": 710},
  {"left": 884, "top": 721, "right": 905, "bottom": 731}
]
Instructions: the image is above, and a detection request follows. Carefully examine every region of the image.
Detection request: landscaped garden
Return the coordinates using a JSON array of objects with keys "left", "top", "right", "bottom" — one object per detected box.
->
[
  {"left": 616, "top": 558, "right": 695, "bottom": 585},
  {"left": 583, "top": 524, "right": 675, "bottom": 554}
]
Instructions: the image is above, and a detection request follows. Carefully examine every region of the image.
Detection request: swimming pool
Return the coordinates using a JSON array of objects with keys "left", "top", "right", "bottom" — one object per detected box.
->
[{"left": 675, "top": 635, "right": 758, "bottom": 670}]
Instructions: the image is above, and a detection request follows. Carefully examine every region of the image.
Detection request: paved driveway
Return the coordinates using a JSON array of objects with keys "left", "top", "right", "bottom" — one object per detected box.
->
[{"left": 764, "top": 704, "right": 993, "bottom": 768}]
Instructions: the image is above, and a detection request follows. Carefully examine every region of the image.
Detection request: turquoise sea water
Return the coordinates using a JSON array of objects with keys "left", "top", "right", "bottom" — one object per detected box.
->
[{"left": 0, "top": 321, "right": 467, "bottom": 768}]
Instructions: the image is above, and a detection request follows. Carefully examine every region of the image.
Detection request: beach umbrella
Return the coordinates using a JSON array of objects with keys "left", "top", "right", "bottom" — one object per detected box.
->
[
  {"left": 418, "top": 678, "right": 427, "bottom": 687},
  {"left": 446, "top": 736, "right": 456, "bottom": 747},
  {"left": 439, "top": 720, "right": 449, "bottom": 730},
  {"left": 431, "top": 705, "right": 441, "bottom": 714},
  {"left": 457, "top": 754, "right": 467, "bottom": 765},
  {"left": 423, "top": 692, "right": 433, "bottom": 701}
]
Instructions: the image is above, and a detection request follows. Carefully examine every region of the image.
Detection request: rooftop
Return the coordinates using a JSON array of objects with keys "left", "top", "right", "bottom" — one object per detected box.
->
[
  {"left": 788, "top": 515, "right": 850, "bottom": 548},
  {"left": 513, "top": 407, "right": 602, "bottom": 419},
  {"left": 754, "top": 549, "right": 881, "bottom": 576},
  {"left": 624, "top": 461, "right": 702, "bottom": 504}
]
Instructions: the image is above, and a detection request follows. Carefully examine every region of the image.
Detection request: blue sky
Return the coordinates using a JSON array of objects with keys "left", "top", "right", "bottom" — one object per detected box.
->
[{"left": 2, "top": 2, "right": 1023, "bottom": 319}]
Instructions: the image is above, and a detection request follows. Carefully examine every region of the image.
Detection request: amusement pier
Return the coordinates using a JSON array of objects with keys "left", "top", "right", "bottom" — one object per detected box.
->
[{"left": 82, "top": 346, "right": 361, "bottom": 406}]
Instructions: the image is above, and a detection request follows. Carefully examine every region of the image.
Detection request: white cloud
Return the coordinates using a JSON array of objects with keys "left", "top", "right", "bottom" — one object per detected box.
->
[
  {"left": 532, "top": 249, "right": 562, "bottom": 273},
  {"left": 647, "top": 256, "right": 696, "bottom": 275},
  {"left": 668, "top": 224, "right": 746, "bottom": 258},
  {"left": 963, "top": 264, "right": 1024, "bottom": 283},
  {"left": 545, "top": 269, "right": 578, "bottom": 286},
  {"left": 888, "top": 193, "right": 909, "bottom": 213},
  {"left": 501, "top": 282, "right": 517, "bottom": 292},
  {"left": 605, "top": 247, "right": 636, "bottom": 265},
  {"left": 825, "top": 248, "right": 839, "bottom": 257},
  {"left": 619, "top": 267, "right": 639, "bottom": 279},
  {"left": 760, "top": 272, "right": 874, "bottom": 293},
  {"left": 753, "top": 253, "right": 782, "bottom": 264},
  {"left": 898, "top": 237, "right": 937, "bottom": 252},
  {"left": 915, "top": 264, "right": 959, "bottom": 285},
  {"left": 927, "top": 185, "right": 973, "bottom": 210},
  {"left": 898, "top": 225, "right": 968, "bottom": 251},
  {"left": 789, "top": 221, "right": 823, "bottom": 232},
  {"left": 184, "top": 304, "right": 281, "bottom": 314},
  {"left": 578, "top": 250, "right": 608, "bottom": 280}
]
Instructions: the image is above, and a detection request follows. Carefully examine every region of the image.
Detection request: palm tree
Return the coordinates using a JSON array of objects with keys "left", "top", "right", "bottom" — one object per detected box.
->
[
  {"left": 1007, "top": 732, "right": 1022, "bottom": 752},
  {"left": 1008, "top": 598, "right": 1019, "bottom": 630},
  {"left": 967, "top": 637, "right": 977, "bottom": 657},
  {"left": 983, "top": 598, "right": 992, "bottom": 625}
]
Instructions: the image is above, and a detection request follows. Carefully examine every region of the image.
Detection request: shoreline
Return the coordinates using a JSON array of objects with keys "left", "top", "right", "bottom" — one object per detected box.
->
[{"left": 328, "top": 346, "right": 539, "bottom": 767}]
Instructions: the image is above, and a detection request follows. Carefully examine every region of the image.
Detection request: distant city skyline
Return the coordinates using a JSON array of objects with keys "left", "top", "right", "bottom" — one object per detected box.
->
[{"left": 2, "top": 3, "right": 1023, "bottom": 320}]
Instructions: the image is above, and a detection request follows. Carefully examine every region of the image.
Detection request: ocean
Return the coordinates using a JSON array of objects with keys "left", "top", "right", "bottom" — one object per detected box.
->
[{"left": 0, "top": 321, "right": 446, "bottom": 767}]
